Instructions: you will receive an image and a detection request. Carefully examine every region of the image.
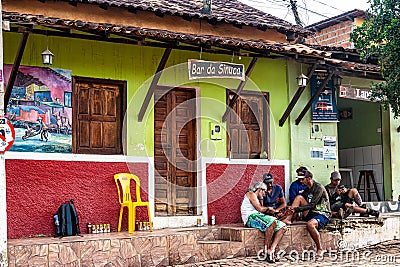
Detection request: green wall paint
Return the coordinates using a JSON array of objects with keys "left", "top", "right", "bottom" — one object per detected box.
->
[
  {"left": 337, "top": 98, "right": 381, "bottom": 149},
  {"left": 287, "top": 62, "right": 338, "bottom": 185},
  {"left": 249, "top": 59, "right": 289, "bottom": 160},
  {"left": 382, "top": 109, "right": 392, "bottom": 200},
  {"left": 388, "top": 113, "right": 400, "bottom": 200},
  {"left": 3, "top": 33, "right": 290, "bottom": 160},
  {"left": 336, "top": 77, "right": 396, "bottom": 200},
  {"left": 5, "top": 31, "right": 399, "bottom": 196}
]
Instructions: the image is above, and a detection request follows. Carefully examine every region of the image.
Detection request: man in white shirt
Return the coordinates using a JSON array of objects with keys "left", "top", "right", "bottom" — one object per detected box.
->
[{"left": 241, "top": 182, "right": 287, "bottom": 263}]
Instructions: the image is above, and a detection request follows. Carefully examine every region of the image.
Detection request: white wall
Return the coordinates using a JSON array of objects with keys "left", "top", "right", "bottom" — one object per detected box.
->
[{"left": 339, "top": 145, "right": 384, "bottom": 201}]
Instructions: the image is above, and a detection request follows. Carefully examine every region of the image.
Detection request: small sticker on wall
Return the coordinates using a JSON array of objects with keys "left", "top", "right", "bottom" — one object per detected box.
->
[{"left": 311, "top": 147, "right": 323, "bottom": 160}]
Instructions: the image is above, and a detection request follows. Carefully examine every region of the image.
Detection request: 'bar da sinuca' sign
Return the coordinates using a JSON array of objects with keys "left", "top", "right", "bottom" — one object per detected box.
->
[{"left": 188, "top": 59, "right": 245, "bottom": 81}]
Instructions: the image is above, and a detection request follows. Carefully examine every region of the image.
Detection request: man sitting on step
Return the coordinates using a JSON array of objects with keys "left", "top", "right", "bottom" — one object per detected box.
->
[
  {"left": 325, "top": 171, "right": 379, "bottom": 218},
  {"left": 262, "top": 173, "right": 287, "bottom": 218},
  {"left": 281, "top": 171, "right": 331, "bottom": 257},
  {"left": 241, "top": 182, "right": 287, "bottom": 263}
]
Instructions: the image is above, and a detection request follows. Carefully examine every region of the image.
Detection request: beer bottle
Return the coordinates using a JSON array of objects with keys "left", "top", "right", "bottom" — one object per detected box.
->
[{"left": 87, "top": 222, "right": 92, "bottom": 234}]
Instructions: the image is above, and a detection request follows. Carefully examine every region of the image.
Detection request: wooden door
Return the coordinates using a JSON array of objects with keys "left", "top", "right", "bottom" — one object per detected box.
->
[
  {"left": 73, "top": 78, "right": 125, "bottom": 154},
  {"left": 228, "top": 91, "right": 269, "bottom": 159},
  {"left": 154, "top": 87, "right": 196, "bottom": 216}
]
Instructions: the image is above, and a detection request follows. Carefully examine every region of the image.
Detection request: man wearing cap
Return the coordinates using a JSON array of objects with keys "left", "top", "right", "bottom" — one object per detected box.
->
[
  {"left": 289, "top": 166, "right": 308, "bottom": 204},
  {"left": 282, "top": 170, "right": 331, "bottom": 257},
  {"left": 325, "top": 171, "right": 379, "bottom": 218},
  {"left": 262, "top": 173, "right": 286, "bottom": 216}
]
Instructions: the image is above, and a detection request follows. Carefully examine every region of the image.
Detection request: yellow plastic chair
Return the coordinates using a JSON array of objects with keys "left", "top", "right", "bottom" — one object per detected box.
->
[{"left": 114, "top": 173, "right": 152, "bottom": 233}]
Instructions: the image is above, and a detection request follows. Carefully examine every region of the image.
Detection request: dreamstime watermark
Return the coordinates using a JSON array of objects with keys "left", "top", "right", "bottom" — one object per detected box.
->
[{"left": 257, "top": 246, "right": 400, "bottom": 263}]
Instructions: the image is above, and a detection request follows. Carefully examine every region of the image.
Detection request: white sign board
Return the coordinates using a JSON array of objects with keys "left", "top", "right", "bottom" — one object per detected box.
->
[
  {"left": 188, "top": 59, "right": 245, "bottom": 81},
  {"left": 323, "top": 136, "right": 337, "bottom": 161}
]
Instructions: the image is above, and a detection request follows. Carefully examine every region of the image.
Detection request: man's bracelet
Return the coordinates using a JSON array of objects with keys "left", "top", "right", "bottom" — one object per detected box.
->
[{"left": 258, "top": 198, "right": 263, "bottom": 200}]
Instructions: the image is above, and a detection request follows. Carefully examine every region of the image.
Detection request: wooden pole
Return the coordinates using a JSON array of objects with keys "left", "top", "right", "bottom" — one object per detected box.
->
[
  {"left": 222, "top": 57, "right": 258, "bottom": 122},
  {"left": 138, "top": 47, "right": 172, "bottom": 122},
  {"left": 0, "top": 1, "right": 9, "bottom": 265}
]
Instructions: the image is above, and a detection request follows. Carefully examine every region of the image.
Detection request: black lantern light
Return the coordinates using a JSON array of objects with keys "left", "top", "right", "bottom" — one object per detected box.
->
[
  {"left": 41, "top": 36, "right": 54, "bottom": 65},
  {"left": 41, "top": 49, "right": 54, "bottom": 65},
  {"left": 297, "top": 73, "right": 308, "bottom": 87}
]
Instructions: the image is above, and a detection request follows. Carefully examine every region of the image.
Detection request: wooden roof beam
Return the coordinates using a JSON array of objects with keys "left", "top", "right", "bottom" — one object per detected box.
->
[
  {"left": 42, "top": 25, "right": 73, "bottom": 34},
  {"left": 138, "top": 47, "right": 173, "bottom": 122},
  {"left": 9, "top": 26, "right": 140, "bottom": 45},
  {"left": 4, "top": 29, "right": 30, "bottom": 111},
  {"left": 295, "top": 70, "right": 334, "bottom": 125},
  {"left": 279, "top": 62, "right": 319, "bottom": 127},
  {"left": 222, "top": 57, "right": 258, "bottom": 122}
]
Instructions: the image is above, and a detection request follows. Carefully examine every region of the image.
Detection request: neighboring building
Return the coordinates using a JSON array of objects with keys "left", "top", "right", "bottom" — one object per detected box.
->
[
  {"left": 305, "top": 9, "right": 395, "bottom": 204},
  {"left": 305, "top": 9, "right": 366, "bottom": 48},
  {"left": 2, "top": 0, "right": 393, "bottom": 242}
]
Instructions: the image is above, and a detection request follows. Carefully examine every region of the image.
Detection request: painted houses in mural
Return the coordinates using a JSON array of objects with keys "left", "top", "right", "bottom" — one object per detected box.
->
[
  {"left": 2, "top": 0, "right": 389, "bottom": 240},
  {"left": 4, "top": 66, "right": 72, "bottom": 152}
]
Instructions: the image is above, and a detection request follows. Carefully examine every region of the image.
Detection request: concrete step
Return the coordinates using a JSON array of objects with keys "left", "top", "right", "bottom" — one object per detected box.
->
[
  {"left": 220, "top": 227, "right": 244, "bottom": 242},
  {"left": 197, "top": 239, "right": 246, "bottom": 261},
  {"left": 197, "top": 239, "right": 241, "bottom": 244}
]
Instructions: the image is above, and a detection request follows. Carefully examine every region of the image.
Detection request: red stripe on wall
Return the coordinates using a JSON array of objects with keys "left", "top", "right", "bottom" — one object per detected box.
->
[
  {"left": 206, "top": 163, "right": 285, "bottom": 225},
  {"left": 6, "top": 159, "right": 148, "bottom": 239}
]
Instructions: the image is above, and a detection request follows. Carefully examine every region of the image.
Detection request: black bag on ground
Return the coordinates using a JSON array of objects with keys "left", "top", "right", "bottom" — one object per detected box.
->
[{"left": 54, "top": 199, "right": 81, "bottom": 237}]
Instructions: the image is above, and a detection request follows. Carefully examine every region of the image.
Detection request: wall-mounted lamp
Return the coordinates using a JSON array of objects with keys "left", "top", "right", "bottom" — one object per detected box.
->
[
  {"left": 332, "top": 74, "right": 343, "bottom": 87},
  {"left": 297, "top": 73, "right": 308, "bottom": 87},
  {"left": 41, "top": 36, "right": 54, "bottom": 65}
]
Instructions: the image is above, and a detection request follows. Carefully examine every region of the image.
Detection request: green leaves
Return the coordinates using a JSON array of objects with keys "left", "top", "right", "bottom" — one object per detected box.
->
[{"left": 351, "top": 0, "right": 400, "bottom": 117}]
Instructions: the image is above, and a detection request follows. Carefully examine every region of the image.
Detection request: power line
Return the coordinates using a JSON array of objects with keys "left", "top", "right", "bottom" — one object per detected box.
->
[
  {"left": 309, "top": 0, "right": 345, "bottom": 13},
  {"left": 241, "top": 0, "right": 336, "bottom": 23},
  {"left": 288, "top": 1, "right": 331, "bottom": 19},
  {"left": 249, "top": 0, "right": 289, "bottom": 9}
]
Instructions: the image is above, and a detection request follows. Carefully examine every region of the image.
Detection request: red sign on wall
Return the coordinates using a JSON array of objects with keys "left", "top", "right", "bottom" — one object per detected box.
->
[{"left": 0, "top": 118, "right": 15, "bottom": 153}]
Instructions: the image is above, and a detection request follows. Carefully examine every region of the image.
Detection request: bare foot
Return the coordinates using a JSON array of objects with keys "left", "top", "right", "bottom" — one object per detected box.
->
[
  {"left": 316, "top": 249, "right": 325, "bottom": 258},
  {"left": 281, "top": 218, "right": 292, "bottom": 225}
]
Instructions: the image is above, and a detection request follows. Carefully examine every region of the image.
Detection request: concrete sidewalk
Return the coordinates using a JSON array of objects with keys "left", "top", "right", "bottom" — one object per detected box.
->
[
  {"left": 7, "top": 214, "right": 399, "bottom": 266},
  {"left": 172, "top": 239, "right": 400, "bottom": 266}
]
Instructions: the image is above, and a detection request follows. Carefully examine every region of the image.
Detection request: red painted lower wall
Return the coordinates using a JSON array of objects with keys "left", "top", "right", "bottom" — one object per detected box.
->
[
  {"left": 206, "top": 163, "right": 285, "bottom": 225},
  {"left": 6, "top": 160, "right": 285, "bottom": 238},
  {"left": 6, "top": 160, "right": 148, "bottom": 239}
]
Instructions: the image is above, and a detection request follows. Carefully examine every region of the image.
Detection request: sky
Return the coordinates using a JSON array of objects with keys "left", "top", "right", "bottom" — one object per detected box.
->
[{"left": 239, "top": 0, "right": 370, "bottom": 26}]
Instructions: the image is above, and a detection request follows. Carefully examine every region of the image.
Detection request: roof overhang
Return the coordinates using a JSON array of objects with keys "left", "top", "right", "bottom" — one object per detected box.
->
[{"left": 3, "top": 11, "right": 382, "bottom": 80}]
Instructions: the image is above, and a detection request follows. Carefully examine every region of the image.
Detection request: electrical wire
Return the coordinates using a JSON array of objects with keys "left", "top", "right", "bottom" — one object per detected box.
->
[
  {"left": 241, "top": 0, "right": 344, "bottom": 24},
  {"left": 309, "top": 0, "right": 345, "bottom": 13}
]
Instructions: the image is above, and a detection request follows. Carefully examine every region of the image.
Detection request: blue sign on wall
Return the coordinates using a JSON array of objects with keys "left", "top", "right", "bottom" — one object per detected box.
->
[{"left": 310, "top": 72, "right": 338, "bottom": 122}]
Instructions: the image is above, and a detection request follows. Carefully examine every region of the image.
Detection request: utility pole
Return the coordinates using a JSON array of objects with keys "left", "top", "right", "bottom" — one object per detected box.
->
[
  {"left": 289, "top": 0, "right": 303, "bottom": 26},
  {"left": 0, "top": 0, "right": 8, "bottom": 265}
]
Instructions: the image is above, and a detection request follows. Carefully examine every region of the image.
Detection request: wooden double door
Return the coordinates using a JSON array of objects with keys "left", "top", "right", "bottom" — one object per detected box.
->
[{"left": 154, "top": 87, "right": 197, "bottom": 216}]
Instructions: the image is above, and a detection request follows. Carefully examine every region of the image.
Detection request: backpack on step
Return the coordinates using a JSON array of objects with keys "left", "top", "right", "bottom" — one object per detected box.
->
[{"left": 54, "top": 199, "right": 81, "bottom": 237}]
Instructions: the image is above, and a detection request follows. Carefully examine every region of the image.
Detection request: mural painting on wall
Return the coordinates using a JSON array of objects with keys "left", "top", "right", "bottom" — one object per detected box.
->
[{"left": 4, "top": 65, "right": 72, "bottom": 153}]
